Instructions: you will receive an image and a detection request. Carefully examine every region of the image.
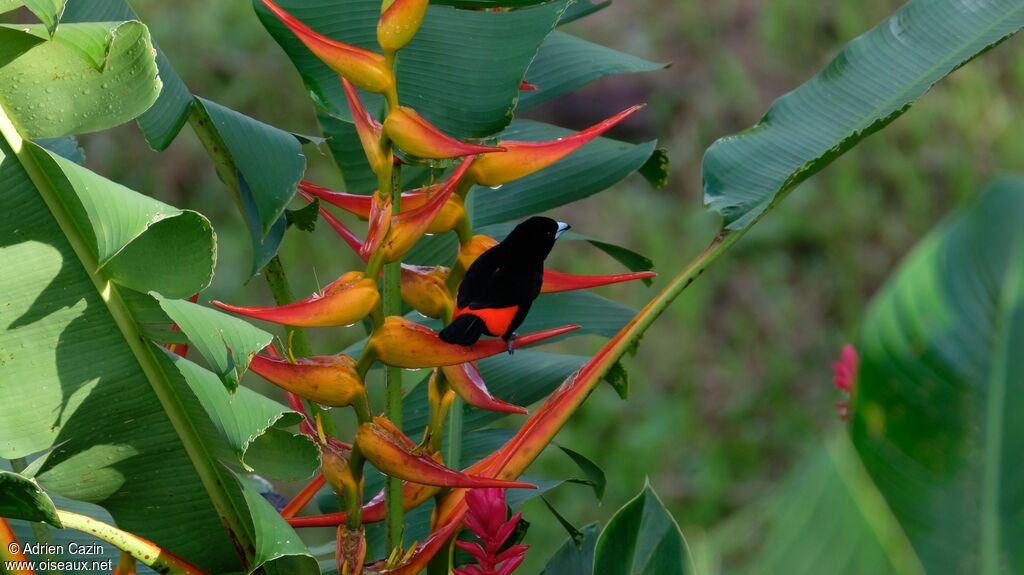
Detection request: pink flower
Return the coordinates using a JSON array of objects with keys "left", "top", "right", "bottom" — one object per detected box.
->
[
  {"left": 453, "top": 489, "right": 528, "bottom": 575},
  {"left": 832, "top": 344, "right": 859, "bottom": 420}
]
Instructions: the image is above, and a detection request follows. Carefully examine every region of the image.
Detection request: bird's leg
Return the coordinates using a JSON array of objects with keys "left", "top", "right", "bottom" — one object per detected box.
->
[{"left": 504, "top": 333, "right": 518, "bottom": 355}]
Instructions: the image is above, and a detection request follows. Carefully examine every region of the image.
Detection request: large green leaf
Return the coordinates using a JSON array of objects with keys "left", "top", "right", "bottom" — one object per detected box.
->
[
  {"left": 852, "top": 180, "right": 1024, "bottom": 574},
  {"left": 172, "top": 353, "right": 319, "bottom": 481},
  {"left": 0, "top": 21, "right": 160, "bottom": 138},
  {"left": 156, "top": 294, "right": 273, "bottom": 392},
  {"left": 711, "top": 434, "right": 924, "bottom": 575},
  {"left": 702, "top": 0, "right": 1024, "bottom": 232},
  {"left": 0, "top": 470, "right": 60, "bottom": 526},
  {"left": 593, "top": 482, "right": 693, "bottom": 575},
  {"left": 0, "top": 111, "right": 314, "bottom": 571},
  {"left": 255, "top": 0, "right": 565, "bottom": 139},
  {"left": 542, "top": 522, "right": 600, "bottom": 575},
  {"left": 190, "top": 97, "right": 304, "bottom": 274},
  {"left": 518, "top": 31, "right": 664, "bottom": 111},
  {"left": 61, "top": 0, "right": 194, "bottom": 150},
  {"left": 472, "top": 120, "right": 656, "bottom": 226},
  {"left": 23, "top": 0, "right": 65, "bottom": 34}
]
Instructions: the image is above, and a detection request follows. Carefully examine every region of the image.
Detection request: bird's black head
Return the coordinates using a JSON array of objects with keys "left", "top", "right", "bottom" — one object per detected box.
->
[{"left": 500, "top": 216, "right": 570, "bottom": 263}]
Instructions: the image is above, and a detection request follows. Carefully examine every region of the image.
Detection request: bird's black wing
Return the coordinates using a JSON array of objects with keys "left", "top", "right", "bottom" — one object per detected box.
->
[{"left": 458, "top": 248, "right": 544, "bottom": 310}]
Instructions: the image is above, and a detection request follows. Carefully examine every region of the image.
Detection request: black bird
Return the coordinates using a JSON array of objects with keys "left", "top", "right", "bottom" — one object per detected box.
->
[{"left": 439, "top": 216, "right": 570, "bottom": 351}]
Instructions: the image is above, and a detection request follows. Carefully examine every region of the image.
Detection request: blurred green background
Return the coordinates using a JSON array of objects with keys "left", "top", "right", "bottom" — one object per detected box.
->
[{"left": 65, "top": 0, "right": 1024, "bottom": 568}]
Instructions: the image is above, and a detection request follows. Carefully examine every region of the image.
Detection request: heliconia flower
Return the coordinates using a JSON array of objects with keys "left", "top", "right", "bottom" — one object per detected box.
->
[
  {"left": 286, "top": 481, "right": 439, "bottom": 528},
  {"left": 260, "top": 0, "right": 394, "bottom": 94},
  {"left": 249, "top": 353, "right": 365, "bottom": 407},
  {"left": 367, "top": 316, "right": 580, "bottom": 368},
  {"left": 467, "top": 105, "right": 644, "bottom": 187},
  {"left": 281, "top": 474, "right": 327, "bottom": 519},
  {"left": 370, "top": 519, "right": 461, "bottom": 575},
  {"left": 401, "top": 264, "right": 454, "bottom": 319},
  {"left": 341, "top": 78, "right": 388, "bottom": 173},
  {"left": 833, "top": 344, "right": 859, "bottom": 421},
  {"left": 320, "top": 442, "right": 361, "bottom": 506},
  {"left": 442, "top": 362, "right": 526, "bottom": 414},
  {"left": 356, "top": 416, "right": 535, "bottom": 489},
  {"left": 374, "top": 157, "right": 476, "bottom": 263},
  {"left": 449, "top": 234, "right": 499, "bottom": 289},
  {"left": 300, "top": 182, "right": 469, "bottom": 236},
  {"left": 361, "top": 193, "right": 393, "bottom": 260},
  {"left": 377, "top": 0, "right": 428, "bottom": 53},
  {"left": 540, "top": 269, "right": 657, "bottom": 293},
  {"left": 384, "top": 106, "right": 505, "bottom": 159},
  {"left": 453, "top": 488, "right": 529, "bottom": 575},
  {"left": 303, "top": 192, "right": 368, "bottom": 257},
  {"left": 336, "top": 525, "right": 367, "bottom": 575},
  {"left": 519, "top": 81, "right": 538, "bottom": 91},
  {"left": 212, "top": 271, "right": 379, "bottom": 328}
]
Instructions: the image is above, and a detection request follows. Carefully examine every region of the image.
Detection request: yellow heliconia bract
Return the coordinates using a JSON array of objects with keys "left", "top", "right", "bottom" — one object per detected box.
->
[
  {"left": 384, "top": 106, "right": 504, "bottom": 159},
  {"left": 367, "top": 316, "right": 580, "bottom": 368},
  {"left": 248, "top": 353, "right": 365, "bottom": 407},
  {"left": 467, "top": 105, "right": 644, "bottom": 187},
  {"left": 213, "top": 271, "right": 379, "bottom": 328},
  {"left": 355, "top": 417, "right": 534, "bottom": 488},
  {"left": 400, "top": 265, "right": 454, "bottom": 319},
  {"left": 262, "top": 0, "right": 394, "bottom": 94},
  {"left": 377, "top": 0, "right": 429, "bottom": 53}
]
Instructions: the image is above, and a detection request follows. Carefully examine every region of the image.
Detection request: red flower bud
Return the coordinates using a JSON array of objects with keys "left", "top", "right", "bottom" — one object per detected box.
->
[
  {"left": 261, "top": 0, "right": 394, "bottom": 94},
  {"left": 468, "top": 105, "right": 643, "bottom": 187},
  {"left": 213, "top": 272, "right": 378, "bottom": 328},
  {"left": 384, "top": 106, "right": 505, "bottom": 159}
]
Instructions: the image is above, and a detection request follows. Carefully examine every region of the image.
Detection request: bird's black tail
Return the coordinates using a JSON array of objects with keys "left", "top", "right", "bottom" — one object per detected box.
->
[{"left": 438, "top": 314, "right": 487, "bottom": 346}]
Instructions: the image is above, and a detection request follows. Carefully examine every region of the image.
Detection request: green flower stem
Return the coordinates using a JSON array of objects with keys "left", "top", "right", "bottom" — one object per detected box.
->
[
  {"left": 9, "top": 458, "right": 61, "bottom": 575},
  {"left": 263, "top": 254, "right": 337, "bottom": 438},
  {"left": 446, "top": 397, "right": 463, "bottom": 469},
  {"left": 383, "top": 161, "right": 405, "bottom": 551},
  {"left": 345, "top": 446, "right": 366, "bottom": 531},
  {"left": 55, "top": 510, "right": 205, "bottom": 575},
  {"left": 0, "top": 103, "right": 257, "bottom": 566}
]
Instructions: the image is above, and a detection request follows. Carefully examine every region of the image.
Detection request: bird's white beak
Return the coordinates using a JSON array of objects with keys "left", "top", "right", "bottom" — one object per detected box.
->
[{"left": 555, "top": 221, "right": 571, "bottom": 239}]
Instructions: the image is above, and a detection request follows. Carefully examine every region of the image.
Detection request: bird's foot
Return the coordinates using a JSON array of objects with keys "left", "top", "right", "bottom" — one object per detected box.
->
[{"left": 505, "top": 333, "right": 518, "bottom": 355}]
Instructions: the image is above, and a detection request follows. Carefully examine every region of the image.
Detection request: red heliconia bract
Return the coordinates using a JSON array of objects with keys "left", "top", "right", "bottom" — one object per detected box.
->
[
  {"left": 355, "top": 417, "right": 535, "bottom": 489},
  {"left": 342, "top": 78, "right": 388, "bottom": 172},
  {"left": 212, "top": 271, "right": 379, "bottom": 328},
  {"left": 541, "top": 269, "right": 657, "bottom": 293},
  {"left": 384, "top": 106, "right": 505, "bottom": 159},
  {"left": 442, "top": 362, "right": 526, "bottom": 415},
  {"left": 260, "top": 0, "right": 393, "bottom": 94},
  {"left": 467, "top": 105, "right": 644, "bottom": 187},
  {"left": 367, "top": 316, "right": 580, "bottom": 369},
  {"left": 248, "top": 353, "right": 365, "bottom": 407}
]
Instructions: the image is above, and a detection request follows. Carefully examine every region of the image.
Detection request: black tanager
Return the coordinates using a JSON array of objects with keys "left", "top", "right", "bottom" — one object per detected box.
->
[{"left": 439, "top": 216, "right": 570, "bottom": 351}]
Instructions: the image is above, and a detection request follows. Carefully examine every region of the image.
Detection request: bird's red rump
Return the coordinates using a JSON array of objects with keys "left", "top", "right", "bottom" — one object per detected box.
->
[{"left": 453, "top": 305, "right": 519, "bottom": 337}]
